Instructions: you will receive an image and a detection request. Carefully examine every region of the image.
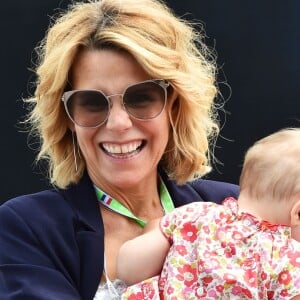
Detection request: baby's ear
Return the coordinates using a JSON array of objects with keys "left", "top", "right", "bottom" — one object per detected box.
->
[{"left": 290, "top": 199, "right": 300, "bottom": 226}]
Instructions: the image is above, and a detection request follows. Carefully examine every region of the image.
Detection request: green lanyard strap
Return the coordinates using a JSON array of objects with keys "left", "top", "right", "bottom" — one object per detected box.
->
[{"left": 94, "top": 178, "right": 175, "bottom": 227}]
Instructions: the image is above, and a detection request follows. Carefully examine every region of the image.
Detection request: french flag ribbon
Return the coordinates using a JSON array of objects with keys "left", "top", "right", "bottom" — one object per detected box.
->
[{"left": 100, "top": 193, "right": 113, "bottom": 205}]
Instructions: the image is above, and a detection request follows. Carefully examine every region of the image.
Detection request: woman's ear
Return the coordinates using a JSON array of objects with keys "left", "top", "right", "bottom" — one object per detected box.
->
[{"left": 290, "top": 198, "right": 300, "bottom": 227}]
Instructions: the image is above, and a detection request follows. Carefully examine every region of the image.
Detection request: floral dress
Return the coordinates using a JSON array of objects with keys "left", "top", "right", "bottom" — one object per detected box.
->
[{"left": 121, "top": 198, "right": 300, "bottom": 299}]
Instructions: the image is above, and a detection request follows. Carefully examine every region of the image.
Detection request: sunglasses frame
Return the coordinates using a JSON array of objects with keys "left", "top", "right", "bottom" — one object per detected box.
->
[{"left": 62, "top": 79, "right": 169, "bottom": 128}]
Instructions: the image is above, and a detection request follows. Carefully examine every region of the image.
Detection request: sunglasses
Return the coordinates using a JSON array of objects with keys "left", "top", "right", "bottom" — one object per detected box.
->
[{"left": 62, "top": 79, "right": 169, "bottom": 128}]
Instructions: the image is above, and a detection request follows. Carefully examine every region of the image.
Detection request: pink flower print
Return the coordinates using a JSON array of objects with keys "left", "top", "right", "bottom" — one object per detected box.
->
[
  {"left": 219, "top": 211, "right": 229, "bottom": 219},
  {"left": 205, "top": 237, "right": 212, "bottom": 244},
  {"left": 261, "top": 271, "right": 267, "bottom": 281},
  {"left": 244, "top": 269, "right": 258, "bottom": 287},
  {"left": 128, "top": 292, "right": 145, "bottom": 300},
  {"left": 241, "top": 288, "right": 252, "bottom": 298},
  {"left": 196, "top": 286, "right": 207, "bottom": 298},
  {"left": 214, "top": 217, "right": 221, "bottom": 225},
  {"left": 202, "top": 275, "right": 213, "bottom": 285},
  {"left": 223, "top": 273, "right": 237, "bottom": 285},
  {"left": 216, "top": 285, "right": 224, "bottom": 293},
  {"left": 216, "top": 226, "right": 230, "bottom": 240},
  {"left": 232, "top": 285, "right": 242, "bottom": 295},
  {"left": 242, "top": 258, "right": 257, "bottom": 271},
  {"left": 161, "top": 218, "right": 170, "bottom": 227},
  {"left": 295, "top": 277, "right": 300, "bottom": 288},
  {"left": 223, "top": 197, "right": 238, "bottom": 210},
  {"left": 181, "top": 213, "right": 189, "bottom": 220},
  {"left": 202, "top": 258, "right": 220, "bottom": 272},
  {"left": 202, "top": 250, "right": 212, "bottom": 260},
  {"left": 166, "top": 286, "right": 175, "bottom": 295},
  {"left": 202, "top": 225, "right": 210, "bottom": 234},
  {"left": 267, "top": 291, "right": 274, "bottom": 299},
  {"left": 176, "top": 264, "right": 197, "bottom": 287},
  {"left": 207, "top": 289, "right": 218, "bottom": 297},
  {"left": 140, "top": 281, "right": 156, "bottom": 299},
  {"left": 288, "top": 251, "right": 300, "bottom": 267},
  {"left": 278, "top": 270, "right": 292, "bottom": 285},
  {"left": 259, "top": 220, "right": 279, "bottom": 232},
  {"left": 253, "top": 252, "right": 260, "bottom": 262},
  {"left": 220, "top": 242, "right": 236, "bottom": 258},
  {"left": 280, "top": 289, "right": 290, "bottom": 297},
  {"left": 180, "top": 223, "right": 197, "bottom": 242},
  {"left": 265, "top": 280, "right": 271, "bottom": 289},
  {"left": 232, "top": 230, "right": 244, "bottom": 240},
  {"left": 174, "top": 244, "right": 187, "bottom": 256},
  {"left": 220, "top": 241, "right": 226, "bottom": 248},
  {"left": 258, "top": 291, "right": 264, "bottom": 299},
  {"left": 279, "top": 245, "right": 289, "bottom": 257}
]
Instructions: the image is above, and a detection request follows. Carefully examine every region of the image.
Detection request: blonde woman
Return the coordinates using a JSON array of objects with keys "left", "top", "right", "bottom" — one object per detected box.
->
[{"left": 0, "top": 0, "right": 238, "bottom": 299}]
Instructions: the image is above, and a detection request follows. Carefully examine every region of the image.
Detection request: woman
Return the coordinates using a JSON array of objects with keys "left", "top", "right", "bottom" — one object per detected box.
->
[{"left": 0, "top": 0, "right": 239, "bottom": 299}]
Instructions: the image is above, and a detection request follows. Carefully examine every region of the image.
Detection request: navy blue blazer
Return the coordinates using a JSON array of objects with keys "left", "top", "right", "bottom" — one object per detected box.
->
[{"left": 0, "top": 171, "right": 239, "bottom": 300}]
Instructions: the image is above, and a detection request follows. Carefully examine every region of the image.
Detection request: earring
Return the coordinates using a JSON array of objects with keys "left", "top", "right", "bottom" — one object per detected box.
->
[{"left": 72, "top": 131, "right": 78, "bottom": 172}]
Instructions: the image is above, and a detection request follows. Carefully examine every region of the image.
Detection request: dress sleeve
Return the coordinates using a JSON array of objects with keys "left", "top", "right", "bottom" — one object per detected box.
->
[
  {"left": 0, "top": 203, "right": 81, "bottom": 300},
  {"left": 159, "top": 202, "right": 210, "bottom": 243}
]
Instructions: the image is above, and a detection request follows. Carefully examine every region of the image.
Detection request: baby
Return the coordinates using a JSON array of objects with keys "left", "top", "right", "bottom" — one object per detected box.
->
[{"left": 117, "top": 128, "right": 300, "bottom": 299}]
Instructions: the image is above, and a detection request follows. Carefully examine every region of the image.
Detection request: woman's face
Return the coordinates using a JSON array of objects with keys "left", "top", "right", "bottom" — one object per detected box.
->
[{"left": 69, "top": 49, "right": 170, "bottom": 190}]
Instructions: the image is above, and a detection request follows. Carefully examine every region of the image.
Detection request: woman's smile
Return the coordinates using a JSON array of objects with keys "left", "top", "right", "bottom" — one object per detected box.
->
[{"left": 100, "top": 140, "right": 144, "bottom": 158}]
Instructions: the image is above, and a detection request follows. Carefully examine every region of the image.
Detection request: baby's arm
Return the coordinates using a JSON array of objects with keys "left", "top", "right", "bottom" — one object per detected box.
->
[{"left": 117, "top": 218, "right": 170, "bottom": 285}]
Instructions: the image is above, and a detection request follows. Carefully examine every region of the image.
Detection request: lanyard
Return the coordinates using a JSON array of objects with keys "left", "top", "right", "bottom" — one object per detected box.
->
[{"left": 94, "top": 178, "right": 175, "bottom": 227}]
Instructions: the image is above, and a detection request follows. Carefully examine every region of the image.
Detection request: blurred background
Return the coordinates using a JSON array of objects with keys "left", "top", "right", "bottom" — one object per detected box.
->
[{"left": 1, "top": 0, "right": 299, "bottom": 203}]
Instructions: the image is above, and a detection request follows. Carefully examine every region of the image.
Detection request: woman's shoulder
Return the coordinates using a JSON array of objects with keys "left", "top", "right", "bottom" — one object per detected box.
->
[
  {"left": 0, "top": 175, "right": 104, "bottom": 300},
  {"left": 0, "top": 172, "right": 96, "bottom": 224},
  {"left": 190, "top": 178, "right": 239, "bottom": 200},
  {"left": 162, "top": 172, "right": 239, "bottom": 207},
  {"left": 0, "top": 189, "right": 80, "bottom": 277},
  {"left": 0, "top": 188, "right": 77, "bottom": 231},
  {"left": 2, "top": 188, "right": 71, "bottom": 211}
]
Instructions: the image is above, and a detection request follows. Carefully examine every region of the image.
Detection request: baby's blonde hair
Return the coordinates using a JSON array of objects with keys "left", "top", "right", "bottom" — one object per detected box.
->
[
  {"left": 239, "top": 128, "right": 300, "bottom": 202},
  {"left": 26, "top": 0, "right": 219, "bottom": 188}
]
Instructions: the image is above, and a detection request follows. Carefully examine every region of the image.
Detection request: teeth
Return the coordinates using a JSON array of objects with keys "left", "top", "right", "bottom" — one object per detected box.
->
[{"left": 102, "top": 141, "right": 142, "bottom": 154}]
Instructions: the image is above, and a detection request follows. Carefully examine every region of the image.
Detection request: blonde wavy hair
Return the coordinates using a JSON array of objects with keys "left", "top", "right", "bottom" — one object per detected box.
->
[
  {"left": 239, "top": 128, "right": 300, "bottom": 202},
  {"left": 26, "top": 0, "right": 220, "bottom": 188}
]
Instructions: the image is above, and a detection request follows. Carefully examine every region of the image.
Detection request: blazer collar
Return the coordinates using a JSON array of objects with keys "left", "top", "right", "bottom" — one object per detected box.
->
[{"left": 61, "top": 171, "right": 103, "bottom": 231}]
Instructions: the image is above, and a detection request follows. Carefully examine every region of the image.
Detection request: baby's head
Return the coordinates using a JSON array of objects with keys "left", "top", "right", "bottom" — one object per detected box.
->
[
  {"left": 240, "top": 128, "right": 300, "bottom": 201},
  {"left": 239, "top": 128, "right": 300, "bottom": 237}
]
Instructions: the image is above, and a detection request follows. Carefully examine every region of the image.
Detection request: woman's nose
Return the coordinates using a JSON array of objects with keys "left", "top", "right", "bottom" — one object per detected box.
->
[{"left": 105, "top": 96, "right": 133, "bottom": 131}]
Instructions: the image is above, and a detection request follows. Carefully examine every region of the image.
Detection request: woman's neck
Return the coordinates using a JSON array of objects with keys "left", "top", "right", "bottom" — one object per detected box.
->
[{"left": 94, "top": 172, "right": 164, "bottom": 222}]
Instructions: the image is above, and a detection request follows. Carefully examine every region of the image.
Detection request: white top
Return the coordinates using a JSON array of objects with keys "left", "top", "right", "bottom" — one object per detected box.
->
[{"left": 93, "top": 255, "right": 126, "bottom": 300}]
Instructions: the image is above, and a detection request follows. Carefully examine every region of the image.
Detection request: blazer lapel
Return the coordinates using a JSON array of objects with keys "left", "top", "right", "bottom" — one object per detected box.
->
[{"left": 60, "top": 172, "right": 104, "bottom": 300}]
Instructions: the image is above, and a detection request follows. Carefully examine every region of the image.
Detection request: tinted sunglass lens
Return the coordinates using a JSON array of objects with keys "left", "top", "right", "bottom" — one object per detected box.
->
[
  {"left": 123, "top": 82, "right": 166, "bottom": 119},
  {"left": 67, "top": 91, "right": 109, "bottom": 127}
]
